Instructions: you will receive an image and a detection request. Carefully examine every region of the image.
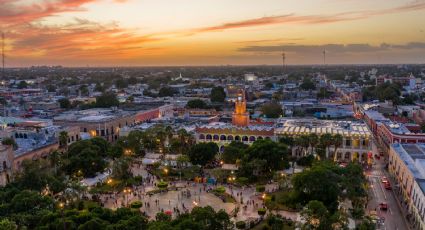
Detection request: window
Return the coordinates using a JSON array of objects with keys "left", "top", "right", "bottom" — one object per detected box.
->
[{"left": 345, "top": 139, "right": 351, "bottom": 146}]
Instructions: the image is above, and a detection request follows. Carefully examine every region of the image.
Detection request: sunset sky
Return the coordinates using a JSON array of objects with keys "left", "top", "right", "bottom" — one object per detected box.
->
[{"left": 1, "top": 0, "right": 425, "bottom": 66}]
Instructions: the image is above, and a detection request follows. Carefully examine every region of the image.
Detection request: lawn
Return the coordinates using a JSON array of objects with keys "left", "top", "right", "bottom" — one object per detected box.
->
[
  {"left": 151, "top": 166, "right": 201, "bottom": 181},
  {"left": 264, "top": 190, "right": 301, "bottom": 212},
  {"left": 251, "top": 219, "right": 295, "bottom": 230}
]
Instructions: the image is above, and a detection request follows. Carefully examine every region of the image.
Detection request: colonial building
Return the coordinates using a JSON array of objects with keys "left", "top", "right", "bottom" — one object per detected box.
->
[
  {"left": 196, "top": 89, "right": 275, "bottom": 152},
  {"left": 53, "top": 105, "right": 173, "bottom": 142},
  {"left": 0, "top": 144, "right": 13, "bottom": 186},
  {"left": 389, "top": 143, "right": 425, "bottom": 229},
  {"left": 232, "top": 90, "right": 249, "bottom": 127},
  {"left": 275, "top": 119, "right": 374, "bottom": 163}
]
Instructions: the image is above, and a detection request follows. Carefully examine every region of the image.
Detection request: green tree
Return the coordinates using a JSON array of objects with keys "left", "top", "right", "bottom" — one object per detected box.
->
[
  {"left": 95, "top": 92, "right": 120, "bottom": 108},
  {"left": 210, "top": 86, "right": 226, "bottom": 103},
  {"left": 58, "top": 98, "right": 72, "bottom": 109},
  {"left": 188, "top": 143, "right": 218, "bottom": 166},
  {"left": 300, "top": 78, "right": 316, "bottom": 90},
  {"left": 1, "top": 137, "right": 17, "bottom": 150},
  {"left": 158, "top": 87, "right": 175, "bottom": 97},
  {"left": 128, "top": 76, "right": 138, "bottom": 85},
  {"left": 261, "top": 102, "right": 283, "bottom": 118},
  {"left": 112, "top": 157, "right": 132, "bottom": 181},
  {"left": 17, "top": 81, "right": 27, "bottom": 89},
  {"left": 221, "top": 141, "right": 248, "bottom": 164},
  {"left": 186, "top": 99, "right": 208, "bottom": 109},
  {"left": 308, "top": 133, "right": 319, "bottom": 155},
  {"left": 95, "top": 83, "right": 104, "bottom": 92},
  {"left": 319, "top": 133, "right": 333, "bottom": 159},
  {"left": 64, "top": 140, "right": 109, "bottom": 177},
  {"left": 301, "top": 200, "right": 330, "bottom": 230},
  {"left": 9, "top": 190, "right": 54, "bottom": 214},
  {"left": 295, "top": 134, "right": 311, "bottom": 156},
  {"left": 59, "top": 131, "right": 68, "bottom": 148},
  {"left": 0, "top": 219, "right": 17, "bottom": 230},
  {"left": 115, "top": 78, "right": 128, "bottom": 89},
  {"left": 332, "top": 134, "right": 343, "bottom": 162},
  {"left": 242, "top": 139, "right": 289, "bottom": 173},
  {"left": 47, "top": 84, "right": 56, "bottom": 92},
  {"left": 292, "top": 163, "right": 341, "bottom": 211}
]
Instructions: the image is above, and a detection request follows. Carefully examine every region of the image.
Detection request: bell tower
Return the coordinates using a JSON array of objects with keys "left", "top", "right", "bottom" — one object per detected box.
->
[{"left": 232, "top": 89, "right": 249, "bottom": 126}]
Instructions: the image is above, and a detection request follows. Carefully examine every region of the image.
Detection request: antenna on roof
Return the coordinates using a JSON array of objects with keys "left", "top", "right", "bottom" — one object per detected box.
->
[
  {"left": 281, "top": 49, "right": 286, "bottom": 76},
  {"left": 1, "top": 32, "right": 4, "bottom": 79},
  {"left": 323, "top": 49, "right": 326, "bottom": 65}
]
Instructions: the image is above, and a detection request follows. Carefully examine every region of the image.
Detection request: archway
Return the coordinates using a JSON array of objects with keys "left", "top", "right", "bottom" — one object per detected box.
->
[
  {"left": 345, "top": 152, "right": 350, "bottom": 160},
  {"left": 213, "top": 135, "right": 219, "bottom": 141},
  {"left": 249, "top": 136, "right": 256, "bottom": 142},
  {"left": 206, "top": 134, "right": 212, "bottom": 140},
  {"left": 242, "top": 136, "right": 248, "bottom": 142},
  {"left": 199, "top": 134, "right": 205, "bottom": 140},
  {"left": 227, "top": 135, "right": 234, "bottom": 141},
  {"left": 235, "top": 136, "right": 241, "bottom": 141},
  {"left": 220, "top": 135, "right": 226, "bottom": 141}
]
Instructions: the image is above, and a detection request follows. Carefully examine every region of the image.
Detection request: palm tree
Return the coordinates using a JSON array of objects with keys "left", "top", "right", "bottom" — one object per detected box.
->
[
  {"left": 319, "top": 133, "right": 333, "bottom": 159},
  {"left": 141, "top": 132, "right": 156, "bottom": 152},
  {"left": 156, "top": 130, "right": 167, "bottom": 154},
  {"left": 165, "top": 126, "right": 174, "bottom": 140},
  {"left": 332, "top": 134, "right": 343, "bottom": 162},
  {"left": 308, "top": 133, "right": 319, "bottom": 155},
  {"left": 59, "top": 131, "right": 68, "bottom": 149},
  {"left": 295, "top": 135, "right": 310, "bottom": 157},
  {"left": 48, "top": 150, "right": 61, "bottom": 175}
]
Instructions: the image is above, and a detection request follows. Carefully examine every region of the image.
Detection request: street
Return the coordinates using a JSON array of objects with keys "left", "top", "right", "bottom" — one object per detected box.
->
[{"left": 366, "top": 158, "right": 409, "bottom": 230}]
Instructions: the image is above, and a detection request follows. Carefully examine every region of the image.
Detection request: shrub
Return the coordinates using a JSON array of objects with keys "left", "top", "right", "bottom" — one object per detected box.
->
[
  {"left": 130, "top": 200, "right": 143, "bottom": 209},
  {"left": 236, "top": 177, "right": 249, "bottom": 185},
  {"left": 256, "top": 185, "right": 266, "bottom": 193},
  {"left": 258, "top": 208, "right": 267, "bottom": 216},
  {"left": 214, "top": 186, "right": 226, "bottom": 194},
  {"left": 157, "top": 181, "right": 168, "bottom": 189},
  {"left": 236, "top": 221, "right": 246, "bottom": 229}
]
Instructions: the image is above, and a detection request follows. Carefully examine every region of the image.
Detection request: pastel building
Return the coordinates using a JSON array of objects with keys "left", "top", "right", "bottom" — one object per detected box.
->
[
  {"left": 389, "top": 143, "right": 425, "bottom": 229},
  {"left": 196, "top": 89, "right": 275, "bottom": 152},
  {"left": 275, "top": 119, "right": 374, "bottom": 162}
]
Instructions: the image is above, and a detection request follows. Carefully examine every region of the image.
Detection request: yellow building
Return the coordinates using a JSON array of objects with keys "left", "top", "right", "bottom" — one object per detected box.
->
[{"left": 231, "top": 89, "right": 249, "bottom": 127}]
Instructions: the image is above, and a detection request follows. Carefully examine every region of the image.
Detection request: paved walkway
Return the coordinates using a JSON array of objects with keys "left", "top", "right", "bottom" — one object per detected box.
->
[{"left": 99, "top": 163, "right": 299, "bottom": 222}]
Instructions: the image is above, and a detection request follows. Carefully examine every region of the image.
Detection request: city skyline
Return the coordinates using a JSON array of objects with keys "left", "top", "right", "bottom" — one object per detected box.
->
[{"left": 1, "top": 0, "right": 425, "bottom": 67}]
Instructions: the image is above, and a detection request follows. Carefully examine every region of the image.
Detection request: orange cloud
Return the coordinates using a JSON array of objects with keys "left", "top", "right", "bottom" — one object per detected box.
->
[
  {"left": 8, "top": 19, "right": 163, "bottom": 60},
  {"left": 182, "top": 1, "right": 425, "bottom": 35},
  {"left": 0, "top": 0, "right": 96, "bottom": 25}
]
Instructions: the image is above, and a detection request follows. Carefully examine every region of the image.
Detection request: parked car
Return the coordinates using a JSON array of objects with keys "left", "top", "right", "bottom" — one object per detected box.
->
[
  {"left": 379, "top": 202, "right": 388, "bottom": 211},
  {"left": 381, "top": 177, "right": 388, "bottom": 183},
  {"left": 384, "top": 182, "right": 392, "bottom": 190}
]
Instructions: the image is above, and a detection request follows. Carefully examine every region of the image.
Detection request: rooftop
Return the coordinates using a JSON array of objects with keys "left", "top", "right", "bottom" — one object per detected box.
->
[
  {"left": 275, "top": 118, "right": 371, "bottom": 137},
  {"left": 54, "top": 108, "right": 135, "bottom": 123},
  {"left": 391, "top": 143, "right": 425, "bottom": 193}
]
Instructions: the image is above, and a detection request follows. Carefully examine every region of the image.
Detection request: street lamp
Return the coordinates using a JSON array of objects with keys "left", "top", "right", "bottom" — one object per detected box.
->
[
  {"left": 123, "top": 188, "right": 132, "bottom": 207},
  {"left": 58, "top": 202, "right": 66, "bottom": 230}
]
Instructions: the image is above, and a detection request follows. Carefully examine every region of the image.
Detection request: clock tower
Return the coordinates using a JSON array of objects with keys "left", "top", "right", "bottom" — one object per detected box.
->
[{"left": 232, "top": 89, "right": 249, "bottom": 127}]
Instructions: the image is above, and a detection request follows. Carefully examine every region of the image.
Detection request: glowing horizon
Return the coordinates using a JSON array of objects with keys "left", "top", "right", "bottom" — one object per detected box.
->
[{"left": 1, "top": 0, "right": 425, "bottom": 67}]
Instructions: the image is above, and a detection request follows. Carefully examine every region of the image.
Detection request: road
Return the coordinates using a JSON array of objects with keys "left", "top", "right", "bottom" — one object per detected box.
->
[{"left": 366, "top": 158, "right": 409, "bottom": 230}]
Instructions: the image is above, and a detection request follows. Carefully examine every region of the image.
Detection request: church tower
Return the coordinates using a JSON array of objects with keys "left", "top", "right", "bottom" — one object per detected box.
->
[{"left": 232, "top": 89, "right": 249, "bottom": 126}]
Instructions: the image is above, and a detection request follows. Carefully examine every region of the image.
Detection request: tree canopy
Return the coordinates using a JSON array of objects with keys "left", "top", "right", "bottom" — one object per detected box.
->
[
  {"left": 260, "top": 102, "right": 283, "bottom": 118},
  {"left": 95, "top": 92, "right": 120, "bottom": 108},
  {"left": 186, "top": 99, "right": 209, "bottom": 109},
  {"left": 210, "top": 86, "right": 226, "bottom": 103},
  {"left": 188, "top": 142, "right": 218, "bottom": 166}
]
